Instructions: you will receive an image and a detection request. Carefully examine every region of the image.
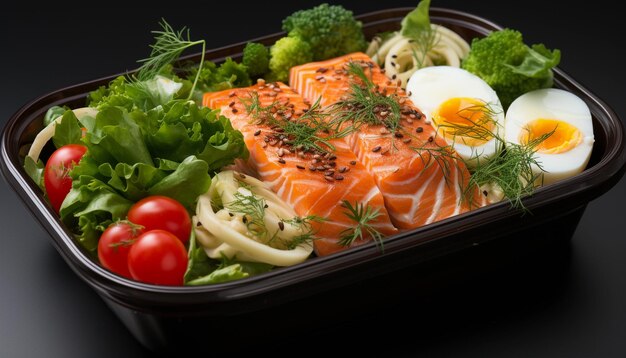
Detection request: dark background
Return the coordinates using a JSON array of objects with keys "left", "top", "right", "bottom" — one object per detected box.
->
[{"left": 2, "top": 1, "right": 625, "bottom": 357}]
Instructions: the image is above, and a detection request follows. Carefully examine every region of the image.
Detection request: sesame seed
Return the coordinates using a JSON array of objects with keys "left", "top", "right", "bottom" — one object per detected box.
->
[
  {"left": 483, "top": 190, "right": 489, "bottom": 196},
  {"left": 313, "top": 154, "right": 321, "bottom": 159},
  {"left": 264, "top": 204, "right": 269, "bottom": 208},
  {"left": 409, "top": 114, "right": 416, "bottom": 119},
  {"left": 323, "top": 164, "right": 332, "bottom": 170},
  {"left": 320, "top": 78, "right": 326, "bottom": 83},
  {"left": 428, "top": 136, "right": 434, "bottom": 142},
  {"left": 228, "top": 212, "right": 234, "bottom": 217},
  {"left": 316, "top": 67, "right": 328, "bottom": 73},
  {"left": 325, "top": 170, "right": 335, "bottom": 176},
  {"left": 324, "top": 175, "right": 335, "bottom": 182},
  {"left": 390, "top": 61, "right": 396, "bottom": 67},
  {"left": 278, "top": 158, "right": 286, "bottom": 164},
  {"left": 350, "top": 160, "right": 357, "bottom": 165},
  {"left": 262, "top": 142, "right": 268, "bottom": 148},
  {"left": 379, "top": 111, "right": 388, "bottom": 117},
  {"left": 316, "top": 166, "right": 326, "bottom": 171},
  {"left": 372, "top": 146, "right": 382, "bottom": 152},
  {"left": 392, "top": 54, "right": 397, "bottom": 59},
  {"left": 380, "top": 68, "right": 386, "bottom": 74},
  {"left": 239, "top": 173, "right": 246, "bottom": 179},
  {"left": 254, "top": 129, "right": 261, "bottom": 136},
  {"left": 403, "top": 138, "right": 412, "bottom": 144},
  {"left": 296, "top": 164, "right": 305, "bottom": 170},
  {"left": 232, "top": 108, "right": 238, "bottom": 113},
  {"left": 228, "top": 91, "right": 236, "bottom": 97},
  {"left": 416, "top": 127, "right": 424, "bottom": 133},
  {"left": 309, "top": 165, "right": 317, "bottom": 171},
  {"left": 277, "top": 148, "right": 285, "bottom": 157},
  {"left": 425, "top": 120, "right": 432, "bottom": 125},
  {"left": 391, "top": 74, "right": 397, "bottom": 80},
  {"left": 408, "top": 91, "right": 412, "bottom": 96},
  {"left": 278, "top": 221, "right": 285, "bottom": 231},
  {"left": 315, "top": 75, "right": 324, "bottom": 81},
  {"left": 395, "top": 132, "right": 404, "bottom": 138},
  {"left": 335, "top": 175, "right": 344, "bottom": 181},
  {"left": 328, "top": 155, "right": 337, "bottom": 161},
  {"left": 228, "top": 101, "right": 235, "bottom": 107},
  {"left": 242, "top": 216, "right": 248, "bottom": 224}
]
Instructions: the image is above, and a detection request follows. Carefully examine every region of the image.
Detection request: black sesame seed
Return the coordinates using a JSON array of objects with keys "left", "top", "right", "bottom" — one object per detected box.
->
[
  {"left": 278, "top": 221, "right": 285, "bottom": 231},
  {"left": 232, "top": 108, "right": 238, "bottom": 113},
  {"left": 391, "top": 74, "right": 397, "bottom": 80},
  {"left": 428, "top": 136, "right": 434, "bottom": 142},
  {"left": 254, "top": 129, "right": 261, "bottom": 136},
  {"left": 278, "top": 158, "right": 286, "bottom": 164},
  {"left": 296, "top": 164, "right": 305, "bottom": 170},
  {"left": 394, "top": 132, "right": 404, "bottom": 138},
  {"left": 242, "top": 216, "right": 248, "bottom": 224},
  {"left": 372, "top": 146, "right": 382, "bottom": 152},
  {"left": 483, "top": 190, "right": 489, "bottom": 196},
  {"left": 324, "top": 175, "right": 335, "bottom": 182},
  {"left": 416, "top": 127, "right": 424, "bottom": 133},
  {"left": 350, "top": 160, "right": 357, "bottom": 165},
  {"left": 335, "top": 175, "right": 344, "bottom": 181}
]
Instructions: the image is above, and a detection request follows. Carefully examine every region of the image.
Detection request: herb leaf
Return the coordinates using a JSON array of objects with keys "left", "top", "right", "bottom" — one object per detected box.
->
[{"left": 338, "top": 200, "right": 384, "bottom": 250}]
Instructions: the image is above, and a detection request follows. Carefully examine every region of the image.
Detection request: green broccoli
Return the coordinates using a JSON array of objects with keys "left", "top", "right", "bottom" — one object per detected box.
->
[
  {"left": 242, "top": 42, "right": 270, "bottom": 77},
  {"left": 461, "top": 29, "right": 561, "bottom": 108},
  {"left": 282, "top": 3, "right": 367, "bottom": 61},
  {"left": 268, "top": 37, "right": 313, "bottom": 82}
]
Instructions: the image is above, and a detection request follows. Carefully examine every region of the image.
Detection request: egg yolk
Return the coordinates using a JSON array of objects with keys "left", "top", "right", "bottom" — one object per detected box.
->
[
  {"left": 520, "top": 119, "right": 582, "bottom": 154},
  {"left": 433, "top": 97, "right": 495, "bottom": 146}
]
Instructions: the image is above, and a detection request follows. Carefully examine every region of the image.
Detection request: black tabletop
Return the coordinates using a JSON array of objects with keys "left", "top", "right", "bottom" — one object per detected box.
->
[{"left": 2, "top": 1, "right": 625, "bottom": 357}]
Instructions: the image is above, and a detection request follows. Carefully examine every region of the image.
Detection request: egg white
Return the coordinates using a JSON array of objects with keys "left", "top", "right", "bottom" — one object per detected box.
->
[
  {"left": 505, "top": 88, "right": 594, "bottom": 185},
  {"left": 406, "top": 66, "right": 504, "bottom": 167}
]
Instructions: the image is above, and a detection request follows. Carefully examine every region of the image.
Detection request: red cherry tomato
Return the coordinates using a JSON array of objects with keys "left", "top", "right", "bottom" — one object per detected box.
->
[
  {"left": 44, "top": 144, "right": 87, "bottom": 212},
  {"left": 127, "top": 196, "right": 191, "bottom": 244},
  {"left": 97, "top": 222, "right": 144, "bottom": 278},
  {"left": 127, "top": 230, "right": 188, "bottom": 286}
]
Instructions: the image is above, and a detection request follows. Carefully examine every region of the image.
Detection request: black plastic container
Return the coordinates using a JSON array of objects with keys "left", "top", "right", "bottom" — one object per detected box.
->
[{"left": 1, "top": 8, "right": 625, "bottom": 353}]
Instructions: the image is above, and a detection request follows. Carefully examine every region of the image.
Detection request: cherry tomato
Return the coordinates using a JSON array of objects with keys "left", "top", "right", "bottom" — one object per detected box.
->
[
  {"left": 97, "top": 222, "right": 144, "bottom": 278},
  {"left": 44, "top": 144, "right": 87, "bottom": 212},
  {"left": 127, "top": 196, "right": 191, "bottom": 244},
  {"left": 127, "top": 230, "right": 188, "bottom": 286}
]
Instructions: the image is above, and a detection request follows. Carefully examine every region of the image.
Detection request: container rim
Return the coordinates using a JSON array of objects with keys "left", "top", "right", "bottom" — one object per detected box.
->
[{"left": 1, "top": 7, "right": 625, "bottom": 307}]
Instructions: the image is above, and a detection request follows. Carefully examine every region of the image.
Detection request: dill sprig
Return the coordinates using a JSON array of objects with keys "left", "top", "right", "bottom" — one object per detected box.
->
[
  {"left": 338, "top": 200, "right": 384, "bottom": 251},
  {"left": 281, "top": 215, "right": 327, "bottom": 250},
  {"left": 136, "top": 19, "right": 206, "bottom": 100},
  {"left": 466, "top": 131, "right": 553, "bottom": 210},
  {"left": 434, "top": 102, "right": 503, "bottom": 145},
  {"left": 330, "top": 62, "right": 404, "bottom": 149},
  {"left": 409, "top": 26, "right": 439, "bottom": 68},
  {"left": 410, "top": 143, "right": 464, "bottom": 189},
  {"left": 240, "top": 92, "right": 346, "bottom": 154},
  {"left": 225, "top": 190, "right": 268, "bottom": 240}
]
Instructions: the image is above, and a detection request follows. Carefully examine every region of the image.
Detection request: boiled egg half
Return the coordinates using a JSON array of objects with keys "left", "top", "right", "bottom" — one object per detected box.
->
[
  {"left": 406, "top": 66, "right": 504, "bottom": 167},
  {"left": 505, "top": 88, "right": 594, "bottom": 185}
]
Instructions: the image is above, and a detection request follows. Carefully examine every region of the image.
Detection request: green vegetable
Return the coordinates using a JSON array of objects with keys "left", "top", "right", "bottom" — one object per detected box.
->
[
  {"left": 401, "top": 0, "right": 431, "bottom": 37},
  {"left": 187, "top": 58, "right": 251, "bottom": 100},
  {"left": 61, "top": 100, "right": 247, "bottom": 253},
  {"left": 52, "top": 110, "right": 83, "bottom": 149},
  {"left": 242, "top": 42, "right": 270, "bottom": 77},
  {"left": 140, "top": 100, "right": 248, "bottom": 171},
  {"left": 462, "top": 29, "right": 561, "bottom": 108},
  {"left": 23, "top": 156, "right": 45, "bottom": 191},
  {"left": 268, "top": 37, "right": 313, "bottom": 82},
  {"left": 184, "top": 231, "right": 273, "bottom": 285},
  {"left": 282, "top": 3, "right": 367, "bottom": 61},
  {"left": 43, "top": 106, "right": 68, "bottom": 127}
]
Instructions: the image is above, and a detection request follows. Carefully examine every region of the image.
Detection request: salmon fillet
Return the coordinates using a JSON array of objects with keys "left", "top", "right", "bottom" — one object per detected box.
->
[
  {"left": 290, "top": 53, "right": 485, "bottom": 229},
  {"left": 203, "top": 82, "right": 397, "bottom": 256}
]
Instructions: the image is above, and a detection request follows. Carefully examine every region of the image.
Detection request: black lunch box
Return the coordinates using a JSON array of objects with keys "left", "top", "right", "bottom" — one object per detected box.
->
[{"left": 1, "top": 7, "right": 625, "bottom": 354}]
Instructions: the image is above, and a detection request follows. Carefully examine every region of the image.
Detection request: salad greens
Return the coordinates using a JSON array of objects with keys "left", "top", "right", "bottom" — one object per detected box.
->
[
  {"left": 184, "top": 231, "right": 273, "bottom": 285},
  {"left": 55, "top": 100, "right": 246, "bottom": 253}
]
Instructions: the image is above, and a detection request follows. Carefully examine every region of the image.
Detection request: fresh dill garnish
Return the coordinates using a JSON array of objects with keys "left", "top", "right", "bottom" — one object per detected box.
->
[
  {"left": 330, "top": 61, "right": 404, "bottom": 150},
  {"left": 434, "top": 101, "right": 502, "bottom": 145},
  {"left": 410, "top": 143, "right": 464, "bottom": 189},
  {"left": 281, "top": 215, "right": 327, "bottom": 250},
  {"left": 466, "top": 130, "right": 553, "bottom": 210},
  {"left": 225, "top": 190, "right": 268, "bottom": 240},
  {"left": 136, "top": 19, "right": 206, "bottom": 100},
  {"left": 240, "top": 92, "right": 346, "bottom": 154},
  {"left": 338, "top": 200, "right": 384, "bottom": 251}
]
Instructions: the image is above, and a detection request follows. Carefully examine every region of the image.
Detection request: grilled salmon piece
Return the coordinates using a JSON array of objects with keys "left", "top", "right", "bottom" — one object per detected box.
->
[
  {"left": 290, "top": 53, "right": 485, "bottom": 229},
  {"left": 203, "top": 82, "right": 397, "bottom": 256}
]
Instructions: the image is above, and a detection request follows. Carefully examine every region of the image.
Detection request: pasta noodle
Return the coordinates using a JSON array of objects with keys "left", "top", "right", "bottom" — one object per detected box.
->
[
  {"left": 194, "top": 170, "right": 314, "bottom": 266},
  {"left": 367, "top": 24, "right": 470, "bottom": 88}
]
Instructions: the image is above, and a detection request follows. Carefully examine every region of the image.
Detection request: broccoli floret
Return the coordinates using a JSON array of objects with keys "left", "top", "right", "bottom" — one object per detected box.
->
[
  {"left": 462, "top": 29, "right": 561, "bottom": 108},
  {"left": 282, "top": 3, "right": 367, "bottom": 61},
  {"left": 268, "top": 37, "right": 313, "bottom": 82},
  {"left": 242, "top": 42, "right": 270, "bottom": 77}
]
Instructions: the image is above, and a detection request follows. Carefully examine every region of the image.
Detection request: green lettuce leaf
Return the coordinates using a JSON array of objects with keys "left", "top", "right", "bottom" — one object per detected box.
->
[
  {"left": 52, "top": 110, "right": 83, "bottom": 149},
  {"left": 23, "top": 156, "right": 45, "bottom": 191},
  {"left": 43, "top": 106, "right": 68, "bottom": 127},
  {"left": 401, "top": 0, "right": 431, "bottom": 38},
  {"left": 507, "top": 44, "right": 561, "bottom": 79}
]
